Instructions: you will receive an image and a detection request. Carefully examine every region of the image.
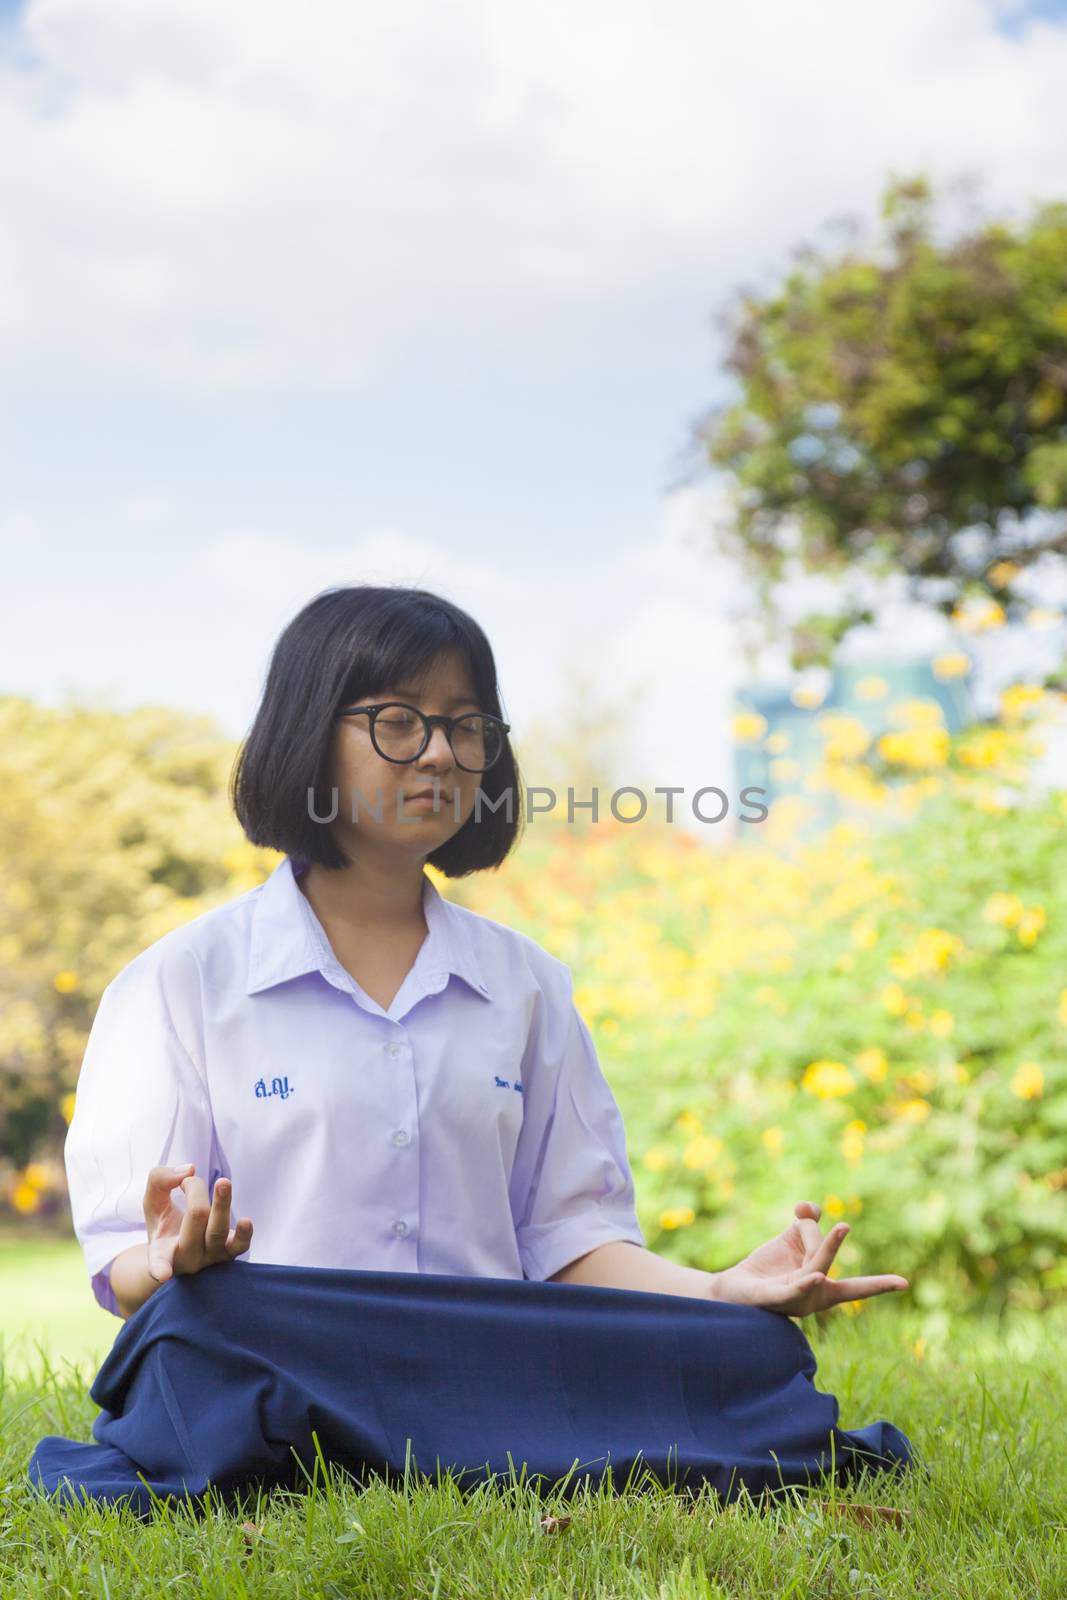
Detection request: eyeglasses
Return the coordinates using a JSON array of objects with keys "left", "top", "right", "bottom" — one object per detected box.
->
[{"left": 333, "top": 702, "right": 510, "bottom": 772}]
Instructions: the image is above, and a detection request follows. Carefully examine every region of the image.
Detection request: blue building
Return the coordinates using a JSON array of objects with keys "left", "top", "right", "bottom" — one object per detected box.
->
[{"left": 732, "top": 655, "right": 976, "bottom": 844}]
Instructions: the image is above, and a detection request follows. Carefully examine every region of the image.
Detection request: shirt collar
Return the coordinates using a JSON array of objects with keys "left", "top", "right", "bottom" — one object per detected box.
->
[{"left": 246, "top": 854, "right": 492, "bottom": 1002}]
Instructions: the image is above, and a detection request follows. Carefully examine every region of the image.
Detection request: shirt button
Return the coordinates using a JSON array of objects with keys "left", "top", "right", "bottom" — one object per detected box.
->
[
  {"left": 391, "top": 1129, "right": 409, "bottom": 1146},
  {"left": 391, "top": 1219, "right": 409, "bottom": 1237},
  {"left": 386, "top": 1042, "right": 401, "bottom": 1058}
]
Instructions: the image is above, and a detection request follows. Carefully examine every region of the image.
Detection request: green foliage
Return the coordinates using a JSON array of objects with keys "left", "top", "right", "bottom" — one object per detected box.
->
[
  {"left": 0, "top": 696, "right": 281, "bottom": 1192},
  {"left": 701, "top": 173, "right": 1067, "bottom": 669},
  {"left": 456, "top": 728, "right": 1067, "bottom": 1320},
  {"left": 614, "top": 781, "right": 1067, "bottom": 1321}
]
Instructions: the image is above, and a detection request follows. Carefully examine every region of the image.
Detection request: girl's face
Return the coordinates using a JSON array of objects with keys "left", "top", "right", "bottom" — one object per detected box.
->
[{"left": 326, "top": 648, "right": 491, "bottom": 863}]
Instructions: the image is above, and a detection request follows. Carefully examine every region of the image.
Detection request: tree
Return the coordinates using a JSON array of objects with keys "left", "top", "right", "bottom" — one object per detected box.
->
[
  {"left": 697, "top": 173, "right": 1067, "bottom": 671},
  {"left": 0, "top": 695, "right": 281, "bottom": 1220}
]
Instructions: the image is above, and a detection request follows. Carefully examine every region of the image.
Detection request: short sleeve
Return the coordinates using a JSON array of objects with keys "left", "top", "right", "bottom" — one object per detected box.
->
[
  {"left": 64, "top": 957, "right": 215, "bottom": 1317},
  {"left": 511, "top": 966, "right": 646, "bottom": 1283}
]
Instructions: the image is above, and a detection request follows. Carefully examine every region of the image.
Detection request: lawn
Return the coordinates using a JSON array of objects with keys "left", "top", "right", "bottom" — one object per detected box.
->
[{"left": 2, "top": 1241, "right": 1065, "bottom": 1597}]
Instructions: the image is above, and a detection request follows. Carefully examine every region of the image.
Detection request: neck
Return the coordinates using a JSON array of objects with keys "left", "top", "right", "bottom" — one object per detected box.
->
[{"left": 296, "top": 851, "right": 428, "bottom": 933}]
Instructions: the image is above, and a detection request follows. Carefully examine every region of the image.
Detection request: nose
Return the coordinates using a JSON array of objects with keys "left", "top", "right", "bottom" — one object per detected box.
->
[{"left": 418, "top": 725, "right": 455, "bottom": 767}]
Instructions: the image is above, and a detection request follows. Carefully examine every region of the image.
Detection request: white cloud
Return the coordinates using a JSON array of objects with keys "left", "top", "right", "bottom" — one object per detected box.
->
[{"left": 3, "top": 0, "right": 1067, "bottom": 383}]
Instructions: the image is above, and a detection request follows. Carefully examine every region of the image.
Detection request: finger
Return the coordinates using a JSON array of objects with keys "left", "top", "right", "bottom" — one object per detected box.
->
[
  {"left": 818, "top": 1275, "right": 910, "bottom": 1303},
  {"left": 176, "top": 1174, "right": 212, "bottom": 1266},
  {"left": 804, "top": 1221, "right": 850, "bottom": 1275},
  {"left": 793, "top": 1201, "right": 827, "bottom": 1258},
  {"left": 226, "top": 1217, "right": 254, "bottom": 1259},
  {"left": 765, "top": 1272, "right": 828, "bottom": 1316},
  {"left": 147, "top": 1237, "right": 176, "bottom": 1283},
  {"left": 203, "top": 1177, "right": 233, "bottom": 1253},
  {"left": 143, "top": 1164, "right": 195, "bottom": 1222}
]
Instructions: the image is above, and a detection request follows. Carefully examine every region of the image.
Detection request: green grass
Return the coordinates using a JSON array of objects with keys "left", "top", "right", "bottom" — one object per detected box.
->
[
  {"left": 2, "top": 1241, "right": 1066, "bottom": 1597},
  {"left": 0, "top": 1239, "right": 121, "bottom": 1388}
]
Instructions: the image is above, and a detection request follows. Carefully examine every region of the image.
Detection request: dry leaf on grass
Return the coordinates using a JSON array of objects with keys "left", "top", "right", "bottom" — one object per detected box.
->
[
  {"left": 816, "top": 1501, "right": 911, "bottom": 1530},
  {"left": 539, "top": 1514, "right": 573, "bottom": 1534}
]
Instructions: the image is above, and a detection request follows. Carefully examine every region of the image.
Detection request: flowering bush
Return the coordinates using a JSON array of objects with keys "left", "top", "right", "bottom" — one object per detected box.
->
[{"left": 451, "top": 683, "right": 1067, "bottom": 1319}]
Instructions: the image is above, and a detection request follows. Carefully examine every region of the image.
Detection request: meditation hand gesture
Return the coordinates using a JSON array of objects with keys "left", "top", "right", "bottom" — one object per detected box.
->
[{"left": 712, "top": 1201, "right": 909, "bottom": 1318}]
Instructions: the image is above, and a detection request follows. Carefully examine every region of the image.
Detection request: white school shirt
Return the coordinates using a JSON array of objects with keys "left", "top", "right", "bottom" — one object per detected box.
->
[{"left": 65, "top": 854, "right": 646, "bottom": 1316}]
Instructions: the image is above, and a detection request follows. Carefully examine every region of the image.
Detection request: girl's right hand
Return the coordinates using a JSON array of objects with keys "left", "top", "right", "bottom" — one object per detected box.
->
[{"left": 142, "top": 1164, "right": 254, "bottom": 1285}]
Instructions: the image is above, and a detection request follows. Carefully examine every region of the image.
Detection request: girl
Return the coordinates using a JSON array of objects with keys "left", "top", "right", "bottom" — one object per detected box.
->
[{"left": 64, "top": 584, "right": 909, "bottom": 1323}]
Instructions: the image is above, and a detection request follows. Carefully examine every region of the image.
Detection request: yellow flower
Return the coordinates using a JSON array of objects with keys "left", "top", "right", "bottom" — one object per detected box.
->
[
  {"left": 999, "top": 683, "right": 1046, "bottom": 721},
  {"left": 893, "top": 1098, "right": 931, "bottom": 1123},
  {"left": 841, "top": 1125, "right": 865, "bottom": 1164},
  {"left": 951, "top": 596, "right": 1005, "bottom": 632},
  {"left": 840, "top": 1299, "right": 866, "bottom": 1317},
  {"left": 23, "top": 1163, "right": 52, "bottom": 1190},
  {"left": 732, "top": 712, "right": 768, "bottom": 743},
  {"left": 675, "top": 1110, "right": 702, "bottom": 1135},
  {"left": 877, "top": 727, "right": 949, "bottom": 768},
  {"left": 1024, "top": 607, "right": 1061, "bottom": 631},
  {"left": 929, "top": 1009, "right": 954, "bottom": 1037},
  {"left": 881, "top": 983, "right": 907, "bottom": 1016},
  {"left": 958, "top": 729, "right": 1010, "bottom": 768},
  {"left": 856, "top": 1047, "right": 888, "bottom": 1082},
  {"left": 856, "top": 676, "right": 889, "bottom": 701},
  {"left": 11, "top": 1181, "right": 41, "bottom": 1214},
  {"left": 801, "top": 1059, "right": 856, "bottom": 1099},
  {"left": 914, "top": 1337, "right": 927, "bottom": 1361},
  {"left": 764, "top": 731, "right": 791, "bottom": 754},
  {"left": 683, "top": 1135, "right": 725, "bottom": 1169},
  {"left": 987, "top": 560, "right": 1020, "bottom": 588},
  {"left": 761, "top": 1126, "right": 784, "bottom": 1155},
  {"left": 60, "top": 1091, "right": 77, "bottom": 1124},
  {"left": 1017, "top": 906, "right": 1046, "bottom": 947},
  {"left": 53, "top": 971, "right": 79, "bottom": 994},
  {"left": 643, "top": 1147, "right": 672, "bottom": 1172},
  {"left": 823, "top": 1195, "right": 846, "bottom": 1218},
  {"left": 953, "top": 1063, "right": 971, "bottom": 1084},
  {"left": 791, "top": 682, "right": 828, "bottom": 710},
  {"left": 851, "top": 918, "right": 878, "bottom": 950},
  {"left": 889, "top": 698, "right": 945, "bottom": 728},
  {"left": 659, "top": 1206, "right": 696, "bottom": 1230},
  {"left": 816, "top": 713, "right": 871, "bottom": 761},
  {"left": 913, "top": 927, "right": 965, "bottom": 971},
  {"left": 982, "top": 892, "right": 1024, "bottom": 928},
  {"left": 1011, "top": 1062, "right": 1044, "bottom": 1100},
  {"left": 932, "top": 652, "right": 972, "bottom": 680},
  {"left": 1058, "top": 988, "right": 1067, "bottom": 1027},
  {"left": 904, "top": 1008, "right": 925, "bottom": 1030}
]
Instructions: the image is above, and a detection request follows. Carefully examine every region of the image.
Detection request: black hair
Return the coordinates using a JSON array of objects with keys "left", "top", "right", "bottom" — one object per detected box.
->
[{"left": 230, "top": 584, "right": 525, "bottom": 875}]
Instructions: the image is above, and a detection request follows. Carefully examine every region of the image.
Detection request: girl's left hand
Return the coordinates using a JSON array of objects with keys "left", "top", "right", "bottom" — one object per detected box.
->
[{"left": 710, "top": 1201, "right": 910, "bottom": 1318}]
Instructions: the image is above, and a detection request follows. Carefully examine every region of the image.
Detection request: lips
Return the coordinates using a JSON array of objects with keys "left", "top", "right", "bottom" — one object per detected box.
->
[{"left": 406, "top": 787, "right": 451, "bottom": 801}]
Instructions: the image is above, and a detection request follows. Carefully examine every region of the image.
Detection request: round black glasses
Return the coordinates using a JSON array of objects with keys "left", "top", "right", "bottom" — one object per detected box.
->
[{"left": 333, "top": 702, "right": 510, "bottom": 773}]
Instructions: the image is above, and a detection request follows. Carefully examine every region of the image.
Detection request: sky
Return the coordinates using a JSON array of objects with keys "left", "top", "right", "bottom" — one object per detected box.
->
[{"left": 3, "top": 0, "right": 1067, "bottom": 841}]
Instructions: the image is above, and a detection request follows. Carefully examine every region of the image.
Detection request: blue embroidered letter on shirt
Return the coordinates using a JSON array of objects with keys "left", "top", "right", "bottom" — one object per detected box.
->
[{"left": 255, "top": 1076, "right": 294, "bottom": 1100}]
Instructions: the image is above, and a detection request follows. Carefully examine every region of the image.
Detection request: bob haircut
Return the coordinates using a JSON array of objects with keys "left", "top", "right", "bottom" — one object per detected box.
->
[{"left": 230, "top": 584, "right": 525, "bottom": 876}]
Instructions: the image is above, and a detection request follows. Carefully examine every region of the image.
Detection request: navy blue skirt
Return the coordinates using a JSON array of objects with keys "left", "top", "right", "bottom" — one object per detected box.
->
[{"left": 27, "top": 1263, "right": 915, "bottom": 1518}]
